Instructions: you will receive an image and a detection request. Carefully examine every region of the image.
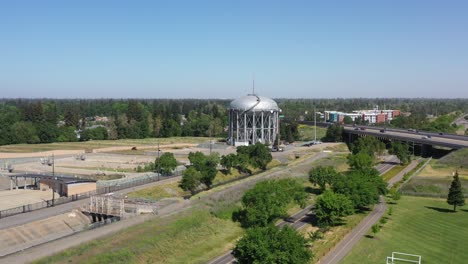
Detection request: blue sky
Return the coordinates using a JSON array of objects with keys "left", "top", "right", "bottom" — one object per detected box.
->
[{"left": 0, "top": 0, "right": 467, "bottom": 98}]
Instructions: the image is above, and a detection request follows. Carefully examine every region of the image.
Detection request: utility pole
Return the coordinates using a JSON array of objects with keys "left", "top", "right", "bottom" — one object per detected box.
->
[
  {"left": 314, "top": 107, "right": 317, "bottom": 143},
  {"left": 157, "top": 142, "right": 161, "bottom": 181},
  {"left": 52, "top": 154, "right": 55, "bottom": 206}
]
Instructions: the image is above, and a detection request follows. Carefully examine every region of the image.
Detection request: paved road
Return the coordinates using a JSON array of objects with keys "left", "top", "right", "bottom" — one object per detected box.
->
[
  {"left": 375, "top": 155, "right": 399, "bottom": 175},
  {"left": 387, "top": 160, "right": 419, "bottom": 188},
  {"left": 209, "top": 156, "right": 398, "bottom": 264},
  {"left": 318, "top": 159, "right": 416, "bottom": 264},
  {"left": 344, "top": 126, "right": 468, "bottom": 149},
  {"left": 318, "top": 196, "right": 386, "bottom": 264},
  {"left": 209, "top": 204, "right": 316, "bottom": 264}
]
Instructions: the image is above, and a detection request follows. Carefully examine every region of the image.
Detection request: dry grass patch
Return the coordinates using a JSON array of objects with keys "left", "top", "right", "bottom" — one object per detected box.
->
[
  {"left": 127, "top": 181, "right": 188, "bottom": 200},
  {"left": 34, "top": 210, "right": 243, "bottom": 264},
  {"left": 0, "top": 137, "right": 215, "bottom": 153}
]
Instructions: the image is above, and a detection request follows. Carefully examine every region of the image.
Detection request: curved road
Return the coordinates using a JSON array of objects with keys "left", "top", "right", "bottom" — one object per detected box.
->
[{"left": 208, "top": 156, "right": 399, "bottom": 264}]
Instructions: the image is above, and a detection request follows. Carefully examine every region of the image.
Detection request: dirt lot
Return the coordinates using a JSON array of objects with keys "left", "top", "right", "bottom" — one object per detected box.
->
[{"left": 0, "top": 189, "right": 58, "bottom": 211}]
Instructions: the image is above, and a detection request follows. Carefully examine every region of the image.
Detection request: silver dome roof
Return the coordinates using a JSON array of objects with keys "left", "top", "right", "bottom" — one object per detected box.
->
[{"left": 230, "top": 95, "right": 279, "bottom": 112}]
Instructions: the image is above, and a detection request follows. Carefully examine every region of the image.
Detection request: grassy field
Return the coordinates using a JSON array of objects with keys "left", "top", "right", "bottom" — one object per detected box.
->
[
  {"left": 341, "top": 196, "right": 468, "bottom": 264},
  {"left": 310, "top": 153, "right": 349, "bottom": 172},
  {"left": 127, "top": 181, "right": 188, "bottom": 200},
  {"left": 0, "top": 137, "right": 214, "bottom": 153},
  {"left": 34, "top": 210, "right": 243, "bottom": 264},
  {"left": 298, "top": 125, "right": 327, "bottom": 141},
  {"left": 400, "top": 152, "right": 468, "bottom": 197}
]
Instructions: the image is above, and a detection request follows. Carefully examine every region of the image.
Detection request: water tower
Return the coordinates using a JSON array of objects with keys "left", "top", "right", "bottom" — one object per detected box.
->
[{"left": 228, "top": 94, "right": 280, "bottom": 146}]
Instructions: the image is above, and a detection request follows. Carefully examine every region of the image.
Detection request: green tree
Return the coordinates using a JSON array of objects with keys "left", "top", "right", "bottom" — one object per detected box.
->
[
  {"left": 447, "top": 171, "right": 465, "bottom": 212},
  {"left": 347, "top": 152, "right": 374, "bottom": 171},
  {"left": 238, "top": 179, "right": 307, "bottom": 228},
  {"left": 309, "top": 166, "right": 339, "bottom": 192},
  {"left": 80, "top": 126, "right": 108, "bottom": 141},
  {"left": 350, "top": 137, "right": 385, "bottom": 157},
  {"left": 371, "top": 224, "right": 380, "bottom": 238},
  {"left": 315, "top": 190, "right": 354, "bottom": 226},
  {"left": 179, "top": 167, "right": 201, "bottom": 195},
  {"left": 332, "top": 170, "right": 386, "bottom": 209},
  {"left": 11, "top": 121, "right": 39, "bottom": 144},
  {"left": 249, "top": 143, "right": 272, "bottom": 170},
  {"left": 233, "top": 225, "right": 313, "bottom": 264},
  {"left": 236, "top": 143, "right": 272, "bottom": 171},
  {"left": 389, "top": 188, "right": 401, "bottom": 202},
  {"left": 389, "top": 142, "right": 411, "bottom": 165},
  {"left": 343, "top": 116, "right": 353, "bottom": 125},
  {"left": 220, "top": 153, "right": 237, "bottom": 173},
  {"left": 187, "top": 151, "right": 220, "bottom": 189},
  {"left": 57, "top": 126, "right": 78, "bottom": 142},
  {"left": 200, "top": 153, "right": 220, "bottom": 189},
  {"left": 324, "top": 124, "right": 344, "bottom": 142},
  {"left": 35, "top": 122, "right": 58, "bottom": 143},
  {"left": 155, "top": 152, "right": 178, "bottom": 175}
]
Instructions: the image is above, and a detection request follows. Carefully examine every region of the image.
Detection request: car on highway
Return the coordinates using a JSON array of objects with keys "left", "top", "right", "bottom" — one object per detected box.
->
[
  {"left": 421, "top": 136, "right": 429, "bottom": 139},
  {"left": 360, "top": 127, "right": 366, "bottom": 130},
  {"left": 438, "top": 132, "right": 444, "bottom": 135},
  {"left": 380, "top": 129, "right": 386, "bottom": 133}
]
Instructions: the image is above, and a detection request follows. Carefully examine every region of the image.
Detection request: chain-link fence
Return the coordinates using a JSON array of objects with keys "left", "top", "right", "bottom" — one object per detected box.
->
[{"left": 0, "top": 171, "right": 182, "bottom": 219}]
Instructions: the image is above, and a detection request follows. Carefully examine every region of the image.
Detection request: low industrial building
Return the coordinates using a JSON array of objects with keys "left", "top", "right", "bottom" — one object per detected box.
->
[
  {"left": 325, "top": 107, "right": 400, "bottom": 124},
  {"left": 8, "top": 174, "right": 97, "bottom": 197}
]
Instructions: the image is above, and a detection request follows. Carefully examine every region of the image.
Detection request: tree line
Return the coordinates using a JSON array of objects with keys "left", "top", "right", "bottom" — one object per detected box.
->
[{"left": 1, "top": 98, "right": 466, "bottom": 146}]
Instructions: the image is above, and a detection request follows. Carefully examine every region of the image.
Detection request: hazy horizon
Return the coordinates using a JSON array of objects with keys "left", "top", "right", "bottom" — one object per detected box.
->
[{"left": 1, "top": 1, "right": 468, "bottom": 99}]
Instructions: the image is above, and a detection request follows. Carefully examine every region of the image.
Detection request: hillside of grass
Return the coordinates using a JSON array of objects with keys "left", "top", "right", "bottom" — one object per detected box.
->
[
  {"left": 437, "top": 148, "right": 468, "bottom": 168},
  {"left": 341, "top": 196, "right": 468, "bottom": 264},
  {"left": 34, "top": 210, "right": 243, "bottom": 264}
]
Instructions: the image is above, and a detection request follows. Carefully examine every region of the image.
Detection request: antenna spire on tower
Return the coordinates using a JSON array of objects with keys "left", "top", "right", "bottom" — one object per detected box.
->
[{"left": 252, "top": 73, "right": 255, "bottom": 95}]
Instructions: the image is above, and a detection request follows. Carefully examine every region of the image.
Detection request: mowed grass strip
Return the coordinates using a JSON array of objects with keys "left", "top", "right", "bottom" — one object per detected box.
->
[
  {"left": 34, "top": 210, "right": 243, "bottom": 264},
  {"left": 381, "top": 164, "right": 406, "bottom": 182},
  {"left": 341, "top": 196, "right": 468, "bottom": 264},
  {"left": 306, "top": 211, "right": 369, "bottom": 263}
]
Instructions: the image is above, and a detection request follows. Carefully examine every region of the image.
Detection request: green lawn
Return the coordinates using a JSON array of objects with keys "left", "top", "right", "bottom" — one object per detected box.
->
[
  {"left": 341, "top": 196, "right": 468, "bottom": 264},
  {"left": 34, "top": 210, "right": 243, "bottom": 264}
]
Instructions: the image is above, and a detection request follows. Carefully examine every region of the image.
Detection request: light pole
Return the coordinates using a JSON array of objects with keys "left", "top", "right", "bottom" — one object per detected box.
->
[
  {"left": 157, "top": 142, "right": 161, "bottom": 181},
  {"left": 51, "top": 154, "right": 56, "bottom": 206},
  {"left": 314, "top": 107, "right": 317, "bottom": 143}
]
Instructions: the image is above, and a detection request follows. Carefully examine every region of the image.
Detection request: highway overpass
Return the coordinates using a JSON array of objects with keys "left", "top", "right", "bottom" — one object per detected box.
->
[{"left": 343, "top": 126, "right": 468, "bottom": 150}]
